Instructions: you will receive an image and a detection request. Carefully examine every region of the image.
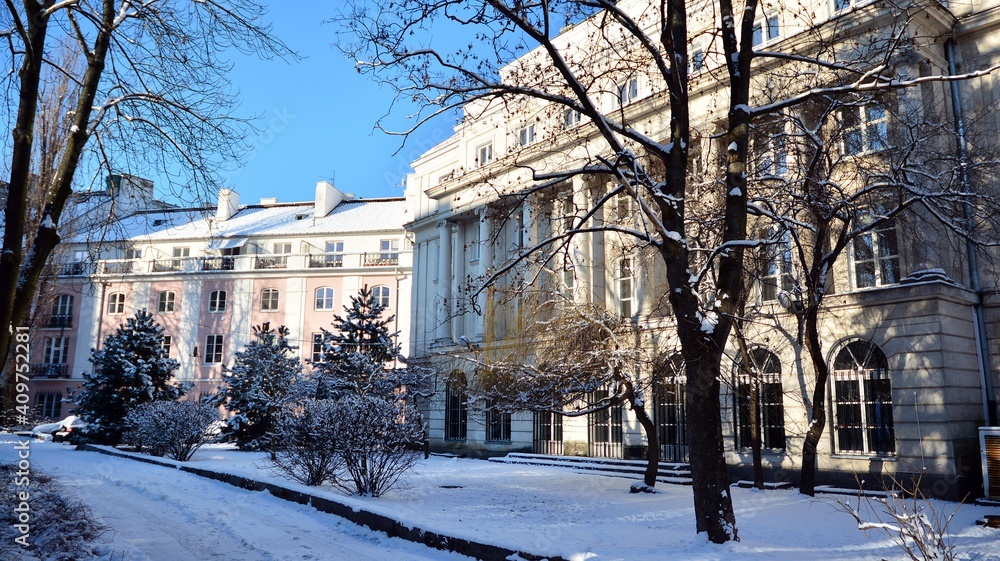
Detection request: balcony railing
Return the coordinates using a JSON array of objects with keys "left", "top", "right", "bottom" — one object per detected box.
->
[
  {"left": 60, "top": 262, "right": 87, "bottom": 276},
  {"left": 201, "top": 256, "right": 235, "bottom": 271},
  {"left": 44, "top": 315, "right": 72, "bottom": 329},
  {"left": 363, "top": 253, "right": 399, "bottom": 267},
  {"left": 29, "top": 364, "right": 68, "bottom": 379},
  {"left": 309, "top": 254, "right": 344, "bottom": 268},
  {"left": 254, "top": 256, "right": 288, "bottom": 270},
  {"left": 151, "top": 259, "right": 184, "bottom": 272},
  {"left": 101, "top": 260, "right": 135, "bottom": 274}
]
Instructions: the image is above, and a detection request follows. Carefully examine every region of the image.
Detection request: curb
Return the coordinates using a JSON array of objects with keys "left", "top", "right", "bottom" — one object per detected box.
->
[{"left": 77, "top": 444, "right": 566, "bottom": 561}]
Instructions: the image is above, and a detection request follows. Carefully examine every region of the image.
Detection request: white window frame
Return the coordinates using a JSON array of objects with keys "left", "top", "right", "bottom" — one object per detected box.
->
[
  {"left": 618, "top": 77, "right": 639, "bottom": 106},
  {"left": 758, "top": 133, "right": 788, "bottom": 177},
  {"left": 107, "top": 293, "right": 126, "bottom": 315},
  {"left": 311, "top": 333, "right": 324, "bottom": 362},
  {"left": 841, "top": 103, "right": 888, "bottom": 156},
  {"left": 161, "top": 335, "right": 172, "bottom": 357},
  {"left": 157, "top": 291, "right": 176, "bottom": 313},
  {"left": 518, "top": 124, "right": 536, "bottom": 147},
  {"left": 43, "top": 337, "right": 69, "bottom": 365},
  {"left": 372, "top": 285, "right": 391, "bottom": 308},
  {"left": 850, "top": 210, "right": 900, "bottom": 289},
  {"left": 752, "top": 13, "right": 781, "bottom": 47},
  {"left": 615, "top": 257, "right": 634, "bottom": 318},
  {"left": 208, "top": 290, "right": 227, "bottom": 313},
  {"left": 563, "top": 108, "right": 582, "bottom": 128},
  {"left": 260, "top": 288, "right": 279, "bottom": 311},
  {"left": 325, "top": 240, "right": 344, "bottom": 267},
  {"left": 315, "top": 287, "right": 336, "bottom": 310},
  {"left": 52, "top": 294, "right": 73, "bottom": 317},
  {"left": 690, "top": 48, "right": 705, "bottom": 73},
  {"left": 759, "top": 228, "right": 793, "bottom": 303},
  {"left": 477, "top": 142, "right": 494, "bottom": 167},
  {"left": 380, "top": 239, "right": 399, "bottom": 261},
  {"left": 205, "top": 334, "right": 224, "bottom": 364}
]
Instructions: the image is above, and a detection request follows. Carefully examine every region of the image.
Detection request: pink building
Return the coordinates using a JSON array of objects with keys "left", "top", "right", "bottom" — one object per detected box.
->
[{"left": 29, "top": 178, "right": 412, "bottom": 416}]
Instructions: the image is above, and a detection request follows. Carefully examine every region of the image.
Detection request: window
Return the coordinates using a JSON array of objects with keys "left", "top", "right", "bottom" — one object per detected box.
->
[
  {"left": 445, "top": 374, "right": 468, "bottom": 440},
  {"left": 485, "top": 401, "right": 512, "bottom": 442},
  {"left": 157, "top": 291, "right": 176, "bottom": 313},
  {"left": 851, "top": 208, "right": 899, "bottom": 289},
  {"left": 654, "top": 354, "right": 688, "bottom": 462},
  {"left": 734, "top": 348, "right": 786, "bottom": 450},
  {"left": 469, "top": 224, "right": 481, "bottom": 262},
  {"left": 842, "top": 104, "right": 888, "bottom": 155},
  {"left": 438, "top": 171, "right": 454, "bottom": 185},
  {"left": 208, "top": 290, "right": 227, "bottom": 312},
  {"left": 172, "top": 246, "right": 190, "bottom": 269},
  {"left": 311, "top": 333, "right": 325, "bottom": 362},
  {"left": 205, "top": 334, "right": 224, "bottom": 364},
  {"left": 563, "top": 108, "right": 582, "bottom": 128},
  {"left": 125, "top": 248, "right": 142, "bottom": 260},
  {"left": 380, "top": 239, "right": 399, "bottom": 262},
  {"left": 834, "top": 0, "right": 855, "bottom": 12},
  {"left": 758, "top": 134, "right": 788, "bottom": 177},
  {"left": 832, "top": 340, "right": 894, "bottom": 455},
  {"left": 752, "top": 14, "right": 780, "bottom": 46},
  {"left": 560, "top": 267, "right": 576, "bottom": 300},
  {"left": 35, "top": 392, "right": 62, "bottom": 419},
  {"left": 325, "top": 241, "right": 344, "bottom": 267},
  {"left": 615, "top": 257, "right": 634, "bottom": 318},
  {"left": 518, "top": 124, "right": 536, "bottom": 147},
  {"left": 759, "top": 228, "right": 793, "bottom": 302},
  {"left": 273, "top": 242, "right": 292, "bottom": 267},
  {"left": 372, "top": 286, "right": 390, "bottom": 308},
  {"left": 161, "top": 335, "right": 172, "bottom": 357},
  {"left": 690, "top": 49, "right": 705, "bottom": 73},
  {"left": 43, "top": 337, "right": 69, "bottom": 365},
  {"left": 49, "top": 294, "right": 73, "bottom": 327},
  {"left": 107, "top": 293, "right": 126, "bottom": 315},
  {"left": 315, "top": 287, "right": 336, "bottom": 310},
  {"left": 261, "top": 288, "right": 279, "bottom": 311},
  {"left": 618, "top": 77, "right": 639, "bottom": 106},
  {"left": 477, "top": 142, "right": 494, "bottom": 167}
]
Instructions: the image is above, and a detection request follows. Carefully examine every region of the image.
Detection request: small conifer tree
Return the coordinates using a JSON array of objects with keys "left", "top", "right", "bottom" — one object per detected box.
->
[{"left": 76, "top": 310, "right": 185, "bottom": 444}]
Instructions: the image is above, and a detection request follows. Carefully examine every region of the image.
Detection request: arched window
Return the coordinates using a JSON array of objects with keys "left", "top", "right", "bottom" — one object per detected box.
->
[
  {"left": 158, "top": 291, "right": 175, "bottom": 313},
  {"left": 261, "top": 288, "right": 279, "bottom": 311},
  {"left": 832, "top": 340, "right": 894, "bottom": 455},
  {"left": 208, "top": 290, "right": 227, "bottom": 312},
  {"left": 733, "top": 348, "right": 786, "bottom": 451},
  {"left": 372, "top": 285, "right": 390, "bottom": 308},
  {"left": 107, "top": 293, "right": 126, "bottom": 315},
  {"left": 315, "top": 287, "right": 336, "bottom": 310}
]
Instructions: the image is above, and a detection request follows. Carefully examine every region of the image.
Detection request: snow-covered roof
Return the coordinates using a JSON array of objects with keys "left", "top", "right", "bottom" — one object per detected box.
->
[{"left": 136, "top": 198, "right": 407, "bottom": 244}]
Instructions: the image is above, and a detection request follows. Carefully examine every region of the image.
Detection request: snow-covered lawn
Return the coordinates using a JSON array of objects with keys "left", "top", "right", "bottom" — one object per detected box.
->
[{"left": 75, "top": 443, "right": 1000, "bottom": 561}]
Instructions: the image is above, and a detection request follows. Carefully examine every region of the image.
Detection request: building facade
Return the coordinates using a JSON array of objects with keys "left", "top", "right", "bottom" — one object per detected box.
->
[
  {"left": 29, "top": 177, "right": 413, "bottom": 415},
  {"left": 403, "top": 0, "right": 1000, "bottom": 499}
]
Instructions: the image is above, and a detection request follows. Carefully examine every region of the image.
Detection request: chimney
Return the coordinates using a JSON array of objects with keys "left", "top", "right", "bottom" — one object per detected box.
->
[
  {"left": 315, "top": 180, "right": 345, "bottom": 218},
  {"left": 217, "top": 189, "right": 240, "bottom": 221}
]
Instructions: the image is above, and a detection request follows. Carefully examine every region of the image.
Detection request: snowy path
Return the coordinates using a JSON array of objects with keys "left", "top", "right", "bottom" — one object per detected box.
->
[{"left": 1, "top": 440, "right": 469, "bottom": 561}]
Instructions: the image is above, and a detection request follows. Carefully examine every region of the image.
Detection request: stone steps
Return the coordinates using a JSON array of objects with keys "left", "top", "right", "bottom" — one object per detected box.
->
[{"left": 488, "top": 452, "right": 693, "bottom": 485}]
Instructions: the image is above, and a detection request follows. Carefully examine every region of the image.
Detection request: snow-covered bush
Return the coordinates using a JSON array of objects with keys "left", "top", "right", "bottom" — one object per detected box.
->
[
  {"left": 270, "top": 395, "right": 423, "bottom": 495},
  {"left": 216, "top": 323, "right": 301, "bottom": 453},
  {"left": 270, "top": 399, "right": 342, "bottom": 486},
  {"left": 123, "top": 400, "right": 218, "bottom": 461},
  {"left": 328, "top": 394, "right": 424, "bottom": 496},
  {"left": 75, "top": 310, "right": 187, "bottom": 444}
]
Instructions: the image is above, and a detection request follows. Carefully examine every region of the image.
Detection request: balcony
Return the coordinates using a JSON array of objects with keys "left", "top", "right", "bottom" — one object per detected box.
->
[
  {"left": 201, "top": 256, "right": 235, "bottom": 271},
  {"left": 60, "top": 262, "right": 86, "bottom": 276},
  {"left": 101, "top": 260, "right": 135, "bottom": 274},
  {"left": 44, "top": 315, "right": 72, "bottom": 329},
  {"left": 151, "top": 259, "right": 184, "bottom": 272},
  {"left": 363, "top": 253, "right": 399, "bottom": 267},
  {"left": 29, "top": 364, "right": 68, "bottom": 379},
  {"left": 309, "top": 254, "right": 344, "bottom": 269},
  {"left": 254, "top": 256, "right": 288, "bottom": 270}
]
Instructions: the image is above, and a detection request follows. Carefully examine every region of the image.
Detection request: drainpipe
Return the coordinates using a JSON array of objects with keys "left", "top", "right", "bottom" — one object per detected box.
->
[{"left": 945, "top": 38, "right": 998, "bottom": 426}]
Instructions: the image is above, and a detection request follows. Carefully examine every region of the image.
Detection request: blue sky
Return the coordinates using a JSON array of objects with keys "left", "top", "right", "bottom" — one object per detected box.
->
[{"left": 218, "top": 2, "right": 453, "bottom": 205}]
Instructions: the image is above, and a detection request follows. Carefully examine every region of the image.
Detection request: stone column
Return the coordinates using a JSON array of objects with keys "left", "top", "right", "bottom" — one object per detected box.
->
[
  {"left": 476, "top": 208, "right": 493, "bottom": 339},
  {"left": 436, "top": 220, "right": 452, "bottom": 343}
]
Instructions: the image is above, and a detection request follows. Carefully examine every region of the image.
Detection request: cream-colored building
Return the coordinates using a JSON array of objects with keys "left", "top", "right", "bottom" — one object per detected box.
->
[{"left": 404, "top": 0, "right": 1000, "bottom": 500}]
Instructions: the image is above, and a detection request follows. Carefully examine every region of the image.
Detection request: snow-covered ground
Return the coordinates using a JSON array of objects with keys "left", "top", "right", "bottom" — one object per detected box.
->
[{"left": 4, "top": 439, "right": 1000, "bottom": 560}]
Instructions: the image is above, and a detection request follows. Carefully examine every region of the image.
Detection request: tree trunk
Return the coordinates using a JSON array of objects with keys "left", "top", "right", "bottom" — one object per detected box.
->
[
  {"left": 623, "top": 378, "right": 660, "bottom": 488},
  {"left": 799, "top": 304, "right": 827, "bottom": 496}
]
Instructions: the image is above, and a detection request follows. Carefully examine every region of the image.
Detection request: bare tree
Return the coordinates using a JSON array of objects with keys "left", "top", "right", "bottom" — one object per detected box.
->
[{"left": 0, "top": 0, "right": 292, "bottom": 414}]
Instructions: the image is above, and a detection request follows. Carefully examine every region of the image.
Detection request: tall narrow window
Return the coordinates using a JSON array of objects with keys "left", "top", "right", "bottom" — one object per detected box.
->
[
  {"left": 161, "top": 335, "right": 172, "bottom": 357},
  {"left": 261, "top": 288, "right": 279, "bottom": 311},
  {"left": 205, "top": 334, "right": 224, "bottom": 364},
  {"left": 690, "top": 49, "right": 705, "bottom": 73},
  {"left": 372, "top": 286, "right": 391, "bottom": 308},
  {"left": 49, "top": 294, "right": 73, "bottom": 327},
  {"left": 832, "top": 340, "right": 895, "bottom": 455},
  {"left": 759, "top": 228, "right": 793, "bottom": 302},
  {"left": 616, "top": 257, "right": 634, "bottom": 318},
  {"left": 325, "top": 241, "right": 344, "bottom": 267},
  {"left": 618, "top": 77, "right": 639, "bottom": 106},
  {"left": 311, "top": 333, "right": 324, "bottom": 362},
  {"left": 485, "top": 401, "right": 512, "bottom": 442},
  {"left": 315, "top": 287, "right": 336, "bottom": 310},
  {"left": 851, "top": 208, "right": 900, "bottom": 289},
  {"left": 518, "top": 124, "right": 536, "bottom": 147},
  {"left": 208, "top": 290, "right": 227, "bottom": 312},
  {"left": 157, "top": 291, "right": 176, "bottom": 313},
  {"left": 107, "top": 293, "right": 126, "bottom": 315},
  {"left": 171, "top": 247, "right": 190, "bottom": 270},
  {"left": 564, "top": 108, "right": 582, "bottom": 128},
  {"left": 477, "top": 142, "right": 494, "bottom": 167},
  {"left": 734, "top": 348, "right": 786, "bottom": 451},
  {"left": 43, "top": 337, "right": 69, "bottom": 365},
  {"left": 35, "top": 392, "right": 62, "bottom": 419},
  {"left": 445, "top": 374, "right": 468, "bottom": 440}
]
